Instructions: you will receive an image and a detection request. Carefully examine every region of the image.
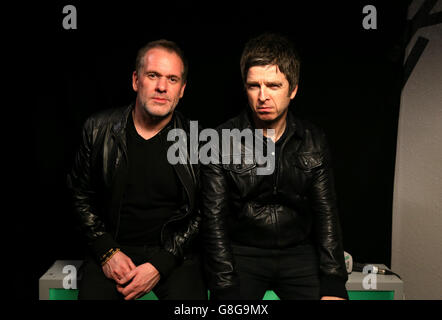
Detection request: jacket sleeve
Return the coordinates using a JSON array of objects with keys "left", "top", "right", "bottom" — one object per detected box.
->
[
  {"left": 67, "top": 117, "right": 119, "bottom": 263},
  {"left": 153, "top": 209, "right": 201, "bottom": 278},
  {"left": 153, "top": 161, "right": 203, "bottom": 278},
  {"left": 200, "top": 156, "right": 241, "bottom": 299},
  {"left": 310, "top": 131, "right": 348, "bottom": 299}
]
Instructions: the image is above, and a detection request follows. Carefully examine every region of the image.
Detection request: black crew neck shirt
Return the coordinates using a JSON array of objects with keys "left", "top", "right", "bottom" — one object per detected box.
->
[{"left": 117, "top": 112, "right": 182, "bottom": 246}]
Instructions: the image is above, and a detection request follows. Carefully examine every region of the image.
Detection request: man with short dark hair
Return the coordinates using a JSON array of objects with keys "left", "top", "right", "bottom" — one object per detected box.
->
[
  {"left": 201, "top": 33, "right": 348, "bottom": 300},
  {"left": 69, "top": 39, "right": 206, "bottom": 300}
]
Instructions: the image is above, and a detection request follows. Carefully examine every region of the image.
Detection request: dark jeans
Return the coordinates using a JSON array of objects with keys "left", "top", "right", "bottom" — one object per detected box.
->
[
  {"left": 232, "top": 243, "right": 320, "bottom": 300},
  {"left": 78, "top": 245, "right": 207, "bottom": 300}
]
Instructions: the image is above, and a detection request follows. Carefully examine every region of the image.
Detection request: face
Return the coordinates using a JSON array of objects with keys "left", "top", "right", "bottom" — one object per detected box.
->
[
  {"left": 132, "top": 47, "right": 186, "bottom": 119},
  {"left": 245, "top": 65, "right": 298, "bottom": 124}
]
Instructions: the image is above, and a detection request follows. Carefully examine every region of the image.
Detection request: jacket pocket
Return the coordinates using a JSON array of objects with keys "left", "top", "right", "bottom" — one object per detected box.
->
[
  {"left": 224, "top": 162, "right": 257, "bottom": 174},
  {"left": 222, "top": 162, "right": 257, "bottom": 198},
  {"left": 293, "top": 152, "right": 323, "bottom": 172}
]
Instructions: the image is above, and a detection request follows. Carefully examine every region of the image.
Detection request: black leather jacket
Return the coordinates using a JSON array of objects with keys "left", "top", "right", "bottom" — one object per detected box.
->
[
  {"left": 68, "top": 104, "right": 201, "bottom": 273},
  {"left": 201, "top": 109, "right": 348, "bottom": 298}
]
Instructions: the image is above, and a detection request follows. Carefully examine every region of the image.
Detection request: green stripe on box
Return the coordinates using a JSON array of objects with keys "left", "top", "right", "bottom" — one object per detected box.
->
[
  {"left": 48, "top": 289, "right": 158, "bottom": 300},
  {"left": 48, "top": 288, "right": 394, "bottom": 300},
  {"left": 348, "top": 291, "right": 394, "bottom": 300},
  {"left": 49, "top": 289, "right": 79, "bottom": 300},
  {"left": 137, "top": 291, "right": 159, "bottom": 300}
]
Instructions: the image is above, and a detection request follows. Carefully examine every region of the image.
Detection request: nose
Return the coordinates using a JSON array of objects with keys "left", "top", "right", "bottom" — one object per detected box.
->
[
  {"left": 156, "top": 77, "right": 167, "bottom": 93},
  {"left": 258, "top": 86, "right": 268, "bottom": 102}
]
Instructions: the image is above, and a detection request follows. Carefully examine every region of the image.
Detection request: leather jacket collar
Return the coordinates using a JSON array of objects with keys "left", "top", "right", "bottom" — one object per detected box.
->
[{"left": 110, "top": 103, "right": 179, "bottom": 139}]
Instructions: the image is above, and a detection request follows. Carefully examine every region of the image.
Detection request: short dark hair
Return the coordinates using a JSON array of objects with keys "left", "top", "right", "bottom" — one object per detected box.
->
[
  {"left": 135, "top": 39, "right": 188, "bottom": 83},
  {"left": 240, "top": 33, "right": 301, "bottom": 93}
]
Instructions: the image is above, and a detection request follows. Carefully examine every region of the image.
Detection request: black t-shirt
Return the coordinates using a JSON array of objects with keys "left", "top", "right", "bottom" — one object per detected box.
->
[
  {"left": 260, "top": 124, "right": 288, "bottom": 201},
  {"left": 273, "top": 124, "right": 288, "bottom": 165},
  {"left": 117, "top": 113, "right": 182, "bottom": 246}
]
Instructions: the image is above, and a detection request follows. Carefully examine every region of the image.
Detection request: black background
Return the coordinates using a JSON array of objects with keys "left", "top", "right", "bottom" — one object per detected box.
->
[{"left": 15, "top": 0, "right": 410, "bottom": 300}]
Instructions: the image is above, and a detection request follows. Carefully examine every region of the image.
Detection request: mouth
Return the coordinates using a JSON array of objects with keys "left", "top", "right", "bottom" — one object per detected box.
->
[
  {"left": 257, "top": 106, "right": 273, "bottom": 113},
  {"left": 152, "top": 97, "right": 169, "bottom": 103}
]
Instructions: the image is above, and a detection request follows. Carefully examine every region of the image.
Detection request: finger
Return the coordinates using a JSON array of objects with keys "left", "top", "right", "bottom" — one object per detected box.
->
[
  {"left": 117, "top": 269, "right": 136, "bottom": 286},
  {"left": 134, "top": 291, "right": 146, "bottom": 300},
  {"left": 122, "top": 282, "right": 139, "bottom": 300},
  {"left": 120, "top": 266, "right": 131, "bottom": 278},
  {"left": 122, "top": 258, "right": 135, "bottom": 272},
  {"left": 125, "top": 288, "right": 146, "bottom": 301},
  {"left": 128, "top": 259, "right": 136, "bottom": 270},
  {"left": 124, "top": 291, "right": 138, "bottom": 301},
  {"left": 123, "top": 286, "right": 136, "bottom": 298},
  {"left": 115, "top": 276, "right": 126, "bottom": 286},
  {"left": 121, "top": 278, "right": 137, "bottom": 296},
  {"left": 117, "top": 267, "right": 135, "bottom": 283},
  {"left": 111, "top": 264, "right": 126, "bottom": 280},
  {"left": 112, "top": 270, "right": 123, "bottom": 282}
]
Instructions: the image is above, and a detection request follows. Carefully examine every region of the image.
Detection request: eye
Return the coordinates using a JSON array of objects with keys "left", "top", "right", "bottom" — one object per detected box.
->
[
  {"left": 247, "top": 84, "right": 259, "bottom": 89},
  {"left": 268, "top": 83, "right": 281, "bottom": 89},
  {"left": 169, "top": 77, "right": 179, "bottom": 83},
  {"left": 147, "top": 72, "right": 157, "bottom": 79}
]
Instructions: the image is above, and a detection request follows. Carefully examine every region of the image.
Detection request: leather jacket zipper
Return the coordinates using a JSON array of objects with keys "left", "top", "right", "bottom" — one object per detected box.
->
[{"left": 272, "top": 130, "right": 294, "bottom": 247}]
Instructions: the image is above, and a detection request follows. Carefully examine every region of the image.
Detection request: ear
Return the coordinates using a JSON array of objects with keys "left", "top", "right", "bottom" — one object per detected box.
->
[
  {"left": 179, "top": 82, "right": 186, "bottom": 98},
  {"left": 289, "top": 85, "right": 298, "bottom": 100},
  {"left": 132, "top": 71, "right": 139, "bottom": 92}
]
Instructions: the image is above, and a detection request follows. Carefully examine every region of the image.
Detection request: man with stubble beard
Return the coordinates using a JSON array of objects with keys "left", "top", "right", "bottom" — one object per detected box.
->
[{"left": 69, "top": 40, "right": 206, "bottom": 300}]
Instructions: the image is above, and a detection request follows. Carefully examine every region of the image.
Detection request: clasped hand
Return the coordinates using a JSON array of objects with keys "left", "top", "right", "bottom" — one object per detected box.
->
[{"left": 102, "top": 251, "right": 160, "bottom": 300}]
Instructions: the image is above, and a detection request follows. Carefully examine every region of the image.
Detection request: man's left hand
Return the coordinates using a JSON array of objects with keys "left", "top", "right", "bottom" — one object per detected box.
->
[{"left": 116, "top": 262, "right": 161, "bottom": 300}]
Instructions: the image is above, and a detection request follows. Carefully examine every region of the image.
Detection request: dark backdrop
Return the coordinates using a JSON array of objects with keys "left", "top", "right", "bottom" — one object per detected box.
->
[{"left": 17, "top": 1, "right": 409, "bottom": 300}]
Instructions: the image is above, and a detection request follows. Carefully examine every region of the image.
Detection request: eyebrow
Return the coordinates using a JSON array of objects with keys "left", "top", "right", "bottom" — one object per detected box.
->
[
  {"left": 246, "top": 80, "right": 283, "bottom": 86},
  {"left": 145, "top": 70, "right": 181, "bottom": 80}
]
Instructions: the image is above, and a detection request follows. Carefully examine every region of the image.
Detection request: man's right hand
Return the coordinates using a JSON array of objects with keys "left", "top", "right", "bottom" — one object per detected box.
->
[{"left": 102, "top": 251, "right": 136, "bottom": 283}]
